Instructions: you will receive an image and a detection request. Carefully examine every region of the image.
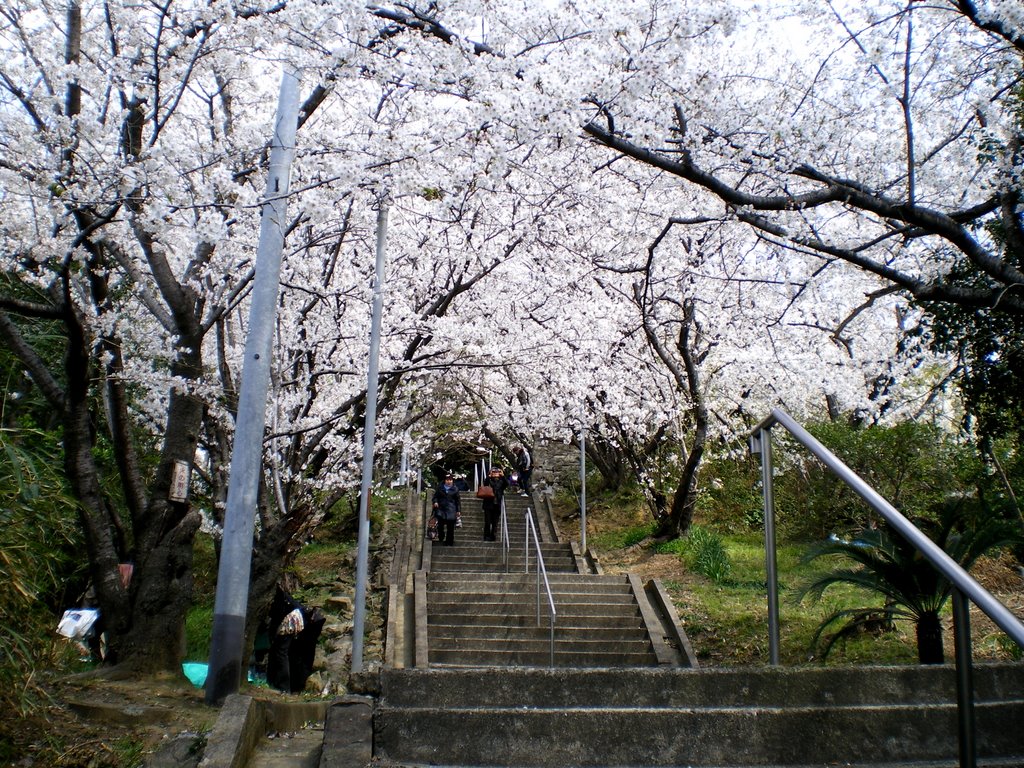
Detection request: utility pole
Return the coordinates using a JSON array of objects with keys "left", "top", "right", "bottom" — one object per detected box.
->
[
  {"left": 351, "top": 199, "right": 389, "bottom": 674},
  {"left": 580, "top": 422, "right": 587, "bottom": 553},
  {"left": 205, "top": 67, "right": 299, "bottom": 705}
]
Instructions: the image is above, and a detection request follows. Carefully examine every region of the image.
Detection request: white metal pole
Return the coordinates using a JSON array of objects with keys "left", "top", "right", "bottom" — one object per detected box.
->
[
  {"left": 580, "top": 424, "right": 587, "bottom": 553},
  {"left": 351, "top": 200, "right": 388, "bottom": 674},
  {"left": 400, "top": 436, "right": 408, "bottom": 486},
  {"left": 206, "top": 67, "right": 299, "bottom": 705}
]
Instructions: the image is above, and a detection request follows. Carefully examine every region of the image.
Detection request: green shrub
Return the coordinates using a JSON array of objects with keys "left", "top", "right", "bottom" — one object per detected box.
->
[
  {"left": 672, "top": 525, "right": 733, "bottom": 583},
  {"left": 773, "top": 420, "right": 980, "bottom": 539},
  {"left": 694, "top": 536, "right": 732, "bottom": 582}
]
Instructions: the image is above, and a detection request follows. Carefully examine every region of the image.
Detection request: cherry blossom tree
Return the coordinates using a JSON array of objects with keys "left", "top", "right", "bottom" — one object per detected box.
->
[{"left": 2, "top": 0, "right": 993, "bottom": 674}]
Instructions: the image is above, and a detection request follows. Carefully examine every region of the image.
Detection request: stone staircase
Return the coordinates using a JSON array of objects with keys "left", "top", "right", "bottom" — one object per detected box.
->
[
  {"left": 427, "top": 572, "right": 662, "bottom": 667},
  {"left": 374, "top": 664, "right": 1024, "bottom": 767},
  {"left": 403, "top": 492, "right": 693, "bottom": 669}
]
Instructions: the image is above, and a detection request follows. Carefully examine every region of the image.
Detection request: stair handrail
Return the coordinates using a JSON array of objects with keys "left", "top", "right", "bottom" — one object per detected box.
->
[
  {"left": 500, "top": 496, "right": 510, "bottom": 573},
  {"left": 750, "top": 406, "right": 1024, "bottom": 768},
  {"left": 524, "top": 507, "right": 557, "bottom": 666}
]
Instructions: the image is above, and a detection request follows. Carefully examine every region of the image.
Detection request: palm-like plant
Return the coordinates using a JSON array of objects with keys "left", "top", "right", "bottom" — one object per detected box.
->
[{"left": 798, "top": 504, "right": 1022, "bottom": 664}]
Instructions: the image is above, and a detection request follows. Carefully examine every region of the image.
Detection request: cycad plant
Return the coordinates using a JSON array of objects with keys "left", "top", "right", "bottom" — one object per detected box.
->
[{"left": 798, "top": 504, "right": 1022, "bottom": 664}]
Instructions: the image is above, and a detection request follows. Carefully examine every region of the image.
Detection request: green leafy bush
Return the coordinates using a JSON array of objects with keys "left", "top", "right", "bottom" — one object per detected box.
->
[
  {"left": 670, "top": 525, "right": 733, "bottom": 583},
  {"left": 776, "top": 420, "right": 981, "bottom": 539}
]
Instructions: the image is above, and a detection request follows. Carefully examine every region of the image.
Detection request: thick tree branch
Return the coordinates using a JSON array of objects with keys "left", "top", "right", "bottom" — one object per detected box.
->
[
  {"left": 0, "top": 311, "right": 66, "bottom": 409},
  {"left": 949, "top": 0, "right": 1024, "bottom": 53},
  {"left": 584, "top": 118, "right": 1024, "bottom": 313}
]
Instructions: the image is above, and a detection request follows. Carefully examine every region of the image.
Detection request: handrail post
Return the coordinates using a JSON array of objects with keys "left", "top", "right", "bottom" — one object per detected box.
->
[
  {"left": 524, "top": 508, "right": 557, "bottom": 665},
  {"left": 529, "top": 511, "right": 540, "bottom": 622},
  {"left": 549, "top": 612, "right": 555, "bottom": 667},
  {"left": 500, "top": 497, "right": 509, "bottom": 573},
  {"left": 952, "top": 587, "right": 977, "bottom": 768},
  {"left": 536, "top": 548, "right": 541, "bottom": 625},
  {"left": 750, "top": 426, "right": 781, "bottom": 666}
]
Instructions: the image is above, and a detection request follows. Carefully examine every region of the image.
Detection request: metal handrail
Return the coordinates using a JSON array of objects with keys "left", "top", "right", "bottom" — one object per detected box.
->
[
  {"left": 524, "top": 507, "right": 557, "bottom": 666},
  {"left": 499, "top": 496, "right": 510, "bottom": 573},
  {"left": 750, "top": 407, "right": 1024, "bottom": 768}
]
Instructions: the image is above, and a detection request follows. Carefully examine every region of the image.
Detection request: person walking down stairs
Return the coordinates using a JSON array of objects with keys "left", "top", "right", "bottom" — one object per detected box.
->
[
  {"left": 479, "top": 466, "right": 508, "bottom": 542},
  {"left": 432, "top": 474, "right": 461, "bottom": 546},
  {"left": 513, "top": 445, "right": 532, "bottom": 496}
]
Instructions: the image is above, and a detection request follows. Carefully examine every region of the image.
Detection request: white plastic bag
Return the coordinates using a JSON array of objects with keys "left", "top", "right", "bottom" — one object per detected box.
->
[{"left": 57, "top": 608, "right": 100, "bottom": 639}]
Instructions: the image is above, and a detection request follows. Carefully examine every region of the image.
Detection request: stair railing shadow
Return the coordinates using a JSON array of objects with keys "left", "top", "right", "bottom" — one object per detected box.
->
[
  {"left": 750, "top": 406, "right": 1024, "bottom": 768},
  {"left": 524, "top": 505, "right": 557, "bottom": 666}
]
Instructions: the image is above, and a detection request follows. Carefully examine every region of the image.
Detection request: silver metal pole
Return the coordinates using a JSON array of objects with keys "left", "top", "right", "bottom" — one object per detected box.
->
[
  {"left": 952, "top": 588, "right": 977, "bottom": 768},
  {"left": 754, "top": 427, "right": 781, "bottom": 665},
  {"left": 524, "top": 507, "right": 530, "bottom": 574},
  {"left": 580, "top": 424, "right": 587, "bottom": 553},
  {"left": 206, "top": 67, "right": 299, "bottom": 705},
  {"left": 351, "top": 200, "right": 388, "bottom": 674},
  {"left": 550, "top": 614, "right": 555, "bottom": 667}
]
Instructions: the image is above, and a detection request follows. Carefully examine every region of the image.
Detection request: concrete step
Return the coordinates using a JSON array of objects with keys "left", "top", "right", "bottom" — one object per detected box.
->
[
  {"left": 428, "top": 624, "right": 650, "bottom": 641},
  {"left": 428, "top": 545, "right": 575, "bottom": 561},
  {"left": 429, "top": 540, "right": 569, "bottom": 553},
  {"left": 428, "top": 573, "right": 631, "bottom": 593},
  {"left": 374, "top": 665, "right": 1024, "bottom": 767},
  {"left": 427, "top": 599, "right": 642, "bottom": 618},
  {"left": 429, "top": 559, "right": 579, "bottom": 574},
  {"left": 379, "top": 665, "right": 1024, "bottom": 709},
  {"left": 428, "top": 559, "right": 578, "bottom": 574},
  {"left": 428, "top": 550, "right": 575, "bottom": 564},
  {"left": 430, "top": 635, "right": 653, "bottom": 654},
  {"left": 428, "top": 647, "right": 659, "bottom": 668},
  {"left": 429, "top": 591, "right": 637, "bottom": 606},
  {"left": 428, "top": 612, "right": 646, "bottom": 629},
  {"left": 246, "top": 727, "right": 322, "bottom": 768}
]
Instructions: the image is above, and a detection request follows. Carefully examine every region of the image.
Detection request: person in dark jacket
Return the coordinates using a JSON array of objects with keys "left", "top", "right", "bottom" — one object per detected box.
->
[
  {"left": 432, "top": 473, "right": 461, "bottom": 546},
  {"left": 265, "top": 583, "right": 326, "bottom": 693},
  {"left": 481, "top": 466, "right": 509, "bottom": 542},
  {"left": 267, "top": 586, "right": 302, "bottom": 692},
  {"left": 513, "top": 446, "right": 532, "bottom": 496}
]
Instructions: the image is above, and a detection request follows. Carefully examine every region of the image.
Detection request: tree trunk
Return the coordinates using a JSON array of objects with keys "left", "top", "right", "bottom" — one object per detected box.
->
[
  {"left": 659, "top": 298, "right": 709, "bottom": 538},
  {"left": 584, "top": 432, "right": 628, "bottom": 491},
  {"left": 916, "top": 611, "right": 945, "bottom": 664}
]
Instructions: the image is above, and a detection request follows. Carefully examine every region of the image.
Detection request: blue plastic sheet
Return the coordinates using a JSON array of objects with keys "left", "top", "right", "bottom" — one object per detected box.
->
[{"left": 182, "top": 662, "right": 207, "bottom": 687}]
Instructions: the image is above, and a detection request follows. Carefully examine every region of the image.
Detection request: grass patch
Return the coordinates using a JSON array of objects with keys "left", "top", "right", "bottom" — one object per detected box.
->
[
  {"left": 591, "top": 520, "right": 657, "bottom": 550},
  {"left": 664, "top": 536, "right": 922, "bottom": 666},
  {"left": 294, "top": 540, "right": 357, "bottom": 607},
  {"left": 595, "top": 520, "right": 966, "bottom": 667},
  {"left": 184, "top": 605, "right": 214, "bottom": 661}
]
